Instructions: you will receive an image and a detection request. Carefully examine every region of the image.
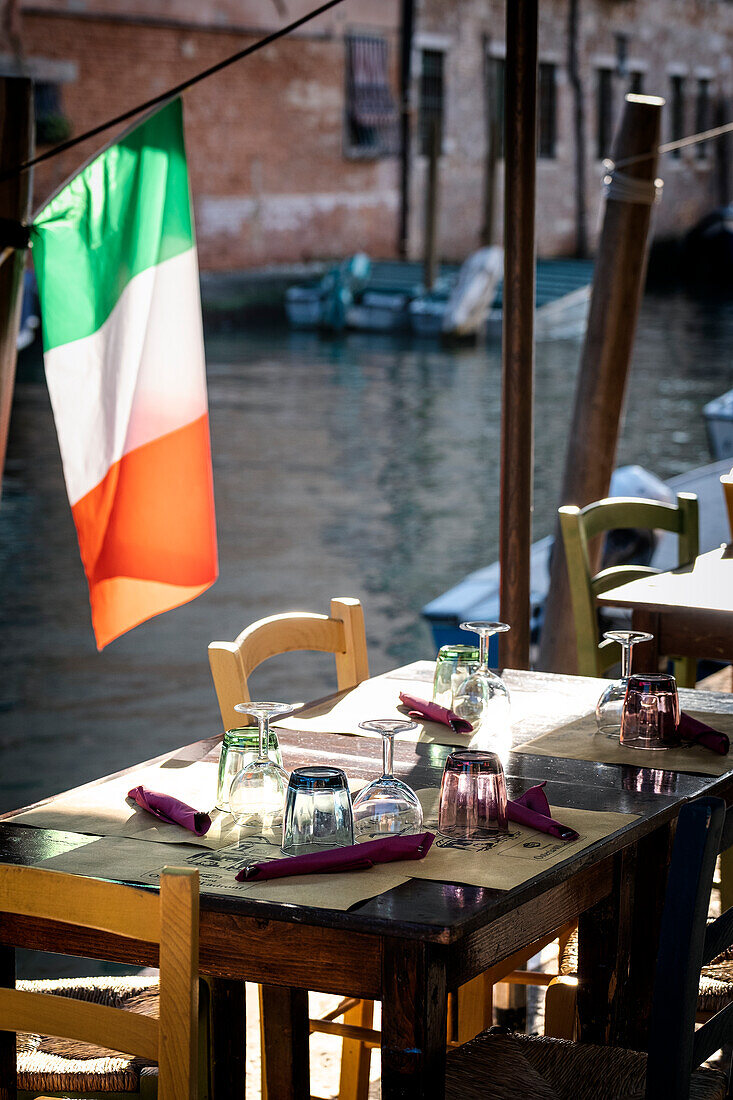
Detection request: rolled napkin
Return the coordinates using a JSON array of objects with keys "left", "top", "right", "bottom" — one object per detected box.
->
[
  {"left": 507, "top": 782, "right": 579, "bottom": 842},
  {"left": 399, "top": 692, "right": 473, "bottom": 734},
  {"left": 237, "top": 831, "right": 435, "bottom": 882},
  {"left": 127, "top": 786, "right": 212, "bottom": 836},
  {"left": 679, "top": 712, "right": 729, "bottom": 756}
]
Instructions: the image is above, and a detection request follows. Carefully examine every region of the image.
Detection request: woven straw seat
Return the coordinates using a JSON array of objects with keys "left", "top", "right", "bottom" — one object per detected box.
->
[
  {"left": 15, "top": 974, "right": 159, "bottom": 1094},
  {"left": 560, "top": 929, "right": 733, "bottom": 1016},
  {"left": 445, "top": 1030, "right": 727, "bottom": 1100}
]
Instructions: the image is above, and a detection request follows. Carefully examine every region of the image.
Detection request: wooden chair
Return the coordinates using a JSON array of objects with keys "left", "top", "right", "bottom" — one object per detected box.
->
[
  {"left": 559, "top": 492, "right": 699, "bottom": 686},
  {"left": 0, "top": 864, "right": 199, "bottom": 1100},
  {"left": 445, "top": 797, "right": 733, "bottom": 1099},
  {"left": 208, "top": 596, "right": 369, "bottom": 732}
]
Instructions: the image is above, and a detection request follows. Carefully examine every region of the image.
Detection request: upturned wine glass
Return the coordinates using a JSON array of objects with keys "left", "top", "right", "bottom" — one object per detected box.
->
[
  {"left": 595, "top": 631, "right": 654, "bottom": 737},
  {"left": 228, "top": 702, "right": 291, "bottom": 827},
  {"left": 352, "top": 719, "right": 423, "bottom": 838},
  {"left": 452, "top": 622, "right": 511, "bottom": 749}
]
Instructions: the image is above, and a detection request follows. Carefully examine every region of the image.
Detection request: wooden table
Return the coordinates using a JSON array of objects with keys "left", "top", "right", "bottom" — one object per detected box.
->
[
  {"left": 598, "top": 544, "right": 733, "bottom": 672},
  {"left": 1, "top": 668, "right": 733, "bottom": 1099}
]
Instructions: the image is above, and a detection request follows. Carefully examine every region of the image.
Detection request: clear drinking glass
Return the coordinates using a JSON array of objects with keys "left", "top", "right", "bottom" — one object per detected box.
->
[
  {"left": 217, "top": 727, "right": 283, "bottom": 812},
  {"left": 228, "top": 702, "right": 291, "bottom": 826},
  {"left": 352, "top": 719, "right": 423, "bottom": 839},
  {"left": 452, "top": 622, "right": 511, "bottom": 748},
  {"left": 282, "top": 767, "right": 354, "bottom": 854},
  {"left": 438, "top": 749, "right": 508, "bottom": 839},
  {"left": 620, "top": 674, "right": 681, "bottom": 750},
  {"left": 432, "top": 644, "right": 480, "bottom": 708},
  {"left": 595, "top": 631, "right": 654, "bottom": 737}
]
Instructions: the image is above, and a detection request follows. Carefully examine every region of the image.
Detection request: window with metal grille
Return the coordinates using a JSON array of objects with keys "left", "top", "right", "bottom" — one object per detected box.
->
[
  {"left": 538, "top": 62, "right": 557, "bottom": 158},
  {"left": 597, "top": 67, "right": 614, "bottom": 159},
  {"left": 34, "top": 81, "right": 71, "bottom": 146},
  {"left": 344, "top": 34, "right": 398, "bottom": 157},
  {"left": 485, "top": 55, "right": 504, "bottom": 160},
  {"left": 670, "top": 74, "right": 685, "bottom": 158},
  {"left": 629, "top": 70, "right": 644, "bottom": 95},
  {"left": 419, "top": 48, "right": 444, "bottom": 156},
  {"left": 695, "top": 78, "right": 710, "bottom": 159}
]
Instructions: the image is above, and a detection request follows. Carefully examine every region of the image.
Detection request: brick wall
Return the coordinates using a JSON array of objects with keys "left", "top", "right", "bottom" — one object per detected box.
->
[
  {"left": 413, "top": 0, "right": 733, "bottom": 260},
  {"left": 22, "top": 11, "right": 401, "bottom": 269},
  {"left": 15, "top": 0, "right": 733, "bottom": 268}
]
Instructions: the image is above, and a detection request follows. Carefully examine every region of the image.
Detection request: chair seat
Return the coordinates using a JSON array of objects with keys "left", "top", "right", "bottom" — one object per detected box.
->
[
  {"left": 561, "top": 929, "right": 733, "bottom": 1016},
  {"left": 445, "top": 1031, "right": 727, "bottom": 1100},
  {"left": 16, "top": 975, "right": 158, "bottom": 1093}
]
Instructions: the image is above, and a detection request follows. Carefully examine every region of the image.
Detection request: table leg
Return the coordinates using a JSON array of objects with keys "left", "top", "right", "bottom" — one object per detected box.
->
[
  {"left": 205, "top": 977, "right": 247, "bottom": 1099},
  {"left": 381, "top": 939, "right": 447, "bottom": 1099},
  {"left": 623, "top": 822, "right": 674, "bottom": 1049},
  {"left": 632, "top": 610, "right": 661, "bottom": 673},
  {"left": 577, "top": 847, "right": 635, "bottom": 1045},
  {"left": 260, "top": 985, "right": 310, "bottom": 1099},
  {"left": 0, "top": 945, "right": 16, "bottom": 1100},
  {"left": 578, "top": 827, "right": 673, "bottom": 1051}
]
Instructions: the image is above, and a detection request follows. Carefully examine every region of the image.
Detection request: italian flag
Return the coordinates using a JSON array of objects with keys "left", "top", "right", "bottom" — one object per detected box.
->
[{"left": 31, "top": 99, "right": 218, "bottom": 649}]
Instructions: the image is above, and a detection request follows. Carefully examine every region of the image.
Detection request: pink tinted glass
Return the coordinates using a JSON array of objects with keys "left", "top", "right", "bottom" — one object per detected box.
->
[
  {"left": 620, "top": 673, "right": 680, "bottom": 750},
  {"left": 438, "top": 750, "right": 508, "bottom": 839}
]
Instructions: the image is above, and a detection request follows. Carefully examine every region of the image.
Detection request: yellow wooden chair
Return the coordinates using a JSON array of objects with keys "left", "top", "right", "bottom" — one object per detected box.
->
[
  {"left": 0, "top": 864, "right": 199, "bottom": 1100},
  {"left": 208, "top": 596, "right": 370, "bottom": 731},
  {"left": 559, "top": 492, "right": 699, "bottom": 686}
]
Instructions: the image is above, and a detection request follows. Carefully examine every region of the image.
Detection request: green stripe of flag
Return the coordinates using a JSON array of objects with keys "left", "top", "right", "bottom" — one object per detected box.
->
[{"left": 31, "top": 98, "right": 194, "bottom": 352}]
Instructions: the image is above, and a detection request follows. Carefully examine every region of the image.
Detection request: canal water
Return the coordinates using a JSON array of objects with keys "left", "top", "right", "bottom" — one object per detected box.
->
[{"left": 1, "top": 290, "right": 732, "bottom": 820}]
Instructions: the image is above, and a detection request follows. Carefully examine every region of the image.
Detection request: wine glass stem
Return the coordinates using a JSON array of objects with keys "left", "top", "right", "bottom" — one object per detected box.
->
[
  {"left": 382, "top": 733, "right": 394, "bottom": 780},
  {"left": 257, "top": 715, "right": 268, "bottom": 763},
  {"left": 621, "top": 642, "right": 632, "bottom": 679},
  {"left": 479, "top": 631, "right": 491, "bottom": 671}
]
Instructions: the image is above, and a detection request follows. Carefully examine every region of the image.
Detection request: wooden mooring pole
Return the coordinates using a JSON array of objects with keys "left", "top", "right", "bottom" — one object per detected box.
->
[
  {"left": 0, "top": 76, "right": 33, "bottom": 508},
  {"left": 538, "top": 94, "right": 664, "bottom": 674},
  {"left": 499, "top": 0, "right": 538, "bottom": 670},
  {"left": 423, "top": 117, "right": 440, "bottom": 292}
]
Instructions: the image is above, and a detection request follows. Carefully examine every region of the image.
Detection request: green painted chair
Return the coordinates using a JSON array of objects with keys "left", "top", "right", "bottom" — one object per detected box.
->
[{"left": 559, "top": 492, "right": 699, "bottom": 687}]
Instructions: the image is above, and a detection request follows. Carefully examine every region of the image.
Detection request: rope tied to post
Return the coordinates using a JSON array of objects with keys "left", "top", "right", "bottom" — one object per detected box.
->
[{"left": 602, "top": 159, "right": 663, "bottom": 206}]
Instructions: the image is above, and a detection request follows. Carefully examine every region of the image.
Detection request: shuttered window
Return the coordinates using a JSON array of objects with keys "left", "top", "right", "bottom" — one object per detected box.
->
[
  {"left": 538, "top": 62, "right": 557, "bottom": 158},
  {"left": 419, "top": 49, "right": 445, "bottom": 155},
  {"left": 597, "top": 67, "right": 614, "bottom": 159}
]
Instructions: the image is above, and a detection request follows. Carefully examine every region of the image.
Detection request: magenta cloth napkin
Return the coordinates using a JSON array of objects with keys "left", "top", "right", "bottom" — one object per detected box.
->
[
  {"left": 399, "top": 692, "right": 473, "bottom": 734},
  {"left": 507, "top": 782, "right": 579, "bottom": 842},
  {"left": 127, "top": 786, "right": 212, "bottom": 837},
  {"left": 236, "top": 831, "right": 435, "bottom": 882},
  {"left": 679, "top": 712, "right": 729, "bottom": 755}
]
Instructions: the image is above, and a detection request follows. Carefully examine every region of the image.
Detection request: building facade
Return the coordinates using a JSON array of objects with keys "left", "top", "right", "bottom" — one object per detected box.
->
[{"left": 3, "top": 0, "right": 732, "bottom": 269}]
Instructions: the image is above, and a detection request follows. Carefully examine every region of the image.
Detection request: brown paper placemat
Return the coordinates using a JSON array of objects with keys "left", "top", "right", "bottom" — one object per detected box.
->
[
  {"left": 276, "top": 662, "right": 473, "bottom": 748},
  {"left": 412, "top": 790, "right": 637, "bottom": 891},
  {"left": 36, "top": 835, "right": 410, "bottom": 911},
  {"left": 7, "top": 749, "right": 239, "bottom": 849},
  {"left": 515, "top": 710, "right": 733, "bottom": 777}
]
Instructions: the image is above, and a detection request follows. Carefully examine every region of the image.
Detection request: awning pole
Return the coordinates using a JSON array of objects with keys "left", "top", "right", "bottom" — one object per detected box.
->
[{"left": 499, "top": 0, "right": 538, "bottom": 670}]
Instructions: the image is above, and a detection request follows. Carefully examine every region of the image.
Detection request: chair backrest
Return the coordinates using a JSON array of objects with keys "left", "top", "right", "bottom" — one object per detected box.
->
[
  {"left": 558, "top": 493, "right": 699, "bottom": 677},
  {"left": 646, "top": 796, "right": 733, "bottom": 1100},
  {"left": 0, "top": 865, "right": 199, "bottom": 1100},
  {"left": 208, "top": 596, "right": 370, "bottom": 732}
]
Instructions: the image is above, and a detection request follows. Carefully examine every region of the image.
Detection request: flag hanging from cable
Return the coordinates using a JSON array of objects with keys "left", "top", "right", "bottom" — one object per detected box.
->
[{"left": 31, "top": 98, "right": 218, "bottom": 649}]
